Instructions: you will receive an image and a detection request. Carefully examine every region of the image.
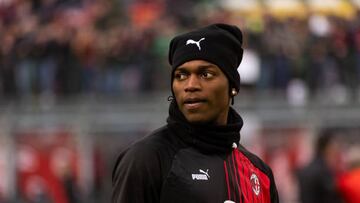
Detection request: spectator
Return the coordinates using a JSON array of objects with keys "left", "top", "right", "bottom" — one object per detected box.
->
[
  {"left": 297, "top": 129, "right": 344, "bottom": 203},
  {"left": 1, "top": 0, "right": 360, "bottom": 102},
  {"left": 337, "top": 144, "right": 360, "bottom": 203}
]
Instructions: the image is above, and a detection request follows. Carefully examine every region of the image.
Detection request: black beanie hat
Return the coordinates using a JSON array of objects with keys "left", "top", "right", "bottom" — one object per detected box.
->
[{"left": 168, "top": 23, "right": 243, "bottom": 91}]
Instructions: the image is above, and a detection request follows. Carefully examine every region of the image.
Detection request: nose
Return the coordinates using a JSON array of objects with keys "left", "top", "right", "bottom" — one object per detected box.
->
[{"left": 184, "top": 75, "right": 201, "bottom": 92}]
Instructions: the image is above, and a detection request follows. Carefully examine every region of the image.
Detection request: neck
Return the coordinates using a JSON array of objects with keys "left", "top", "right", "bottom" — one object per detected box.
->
[
  {"left": 167, "top": 101, "right": 243, "bottom": 153},
  {"left": 215, "top": 110, "right": 229, "bottom": 126}
]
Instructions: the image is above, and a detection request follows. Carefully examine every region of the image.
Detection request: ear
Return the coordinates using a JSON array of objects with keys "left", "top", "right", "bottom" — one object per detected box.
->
[
  {"left": 231, "top": 88, "right": 237, "bottom": 96},
  {"left": 229, "top": 88, "right": 237, "bottom": 105}
]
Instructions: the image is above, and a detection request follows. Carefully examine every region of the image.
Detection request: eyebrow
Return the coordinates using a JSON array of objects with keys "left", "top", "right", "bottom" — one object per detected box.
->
[
  {"left": 175, "top": 64, "right": 217, "bottom": 72},
  {"left": 198, "top": 64, "right": 217, "bottom": 70}
]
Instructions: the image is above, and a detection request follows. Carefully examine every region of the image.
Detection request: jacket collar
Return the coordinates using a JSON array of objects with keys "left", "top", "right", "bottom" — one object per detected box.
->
[{"left": 166, "top": 101, "right": 243, "bottom": 154}]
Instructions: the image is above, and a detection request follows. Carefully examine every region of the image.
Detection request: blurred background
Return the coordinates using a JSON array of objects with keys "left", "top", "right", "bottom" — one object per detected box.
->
[{"left": 1, "top": 0, "right": 360, "bottom": 202}]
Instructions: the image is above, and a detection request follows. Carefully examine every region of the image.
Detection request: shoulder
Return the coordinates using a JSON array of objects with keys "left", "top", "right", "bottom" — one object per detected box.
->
[
  {"left": 128, "top": 126, "right": 171, "bottom": 153},
  {"left": 112, "top": 125, "right": 180, "bottom": 180},
  {"left": 123, "top": 125, "right": 181, "bottom": 160},
  {"left": 112, "top": 126, "right": 176, "bottom": 202},
  {"left": 238, "top": 144, "right": 279, "bottom": 203},
  {"left": 238, "top": 144, "right": 273, "bottom": 176},
  {"left": 113, "top": 126, "right": 169, "bottom": 165}
]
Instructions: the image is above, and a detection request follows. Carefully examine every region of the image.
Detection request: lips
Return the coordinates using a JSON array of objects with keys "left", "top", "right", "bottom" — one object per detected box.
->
[{"left": 183, "top": 98, "right": 206, "bottom": 110}]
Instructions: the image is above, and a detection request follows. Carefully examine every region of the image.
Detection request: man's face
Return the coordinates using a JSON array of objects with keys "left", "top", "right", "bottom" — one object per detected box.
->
[{"left": 172, "top": 60, "right": 231, "bottom": 125}]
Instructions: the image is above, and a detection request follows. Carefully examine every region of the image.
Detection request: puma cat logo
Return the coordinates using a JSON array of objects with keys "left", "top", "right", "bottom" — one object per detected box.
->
[
  {"left": 192, "top": 169, "right": 210, "bottom": 180},
  {"left": 186, "top": 38, "right": 205, "bottom": 50}
]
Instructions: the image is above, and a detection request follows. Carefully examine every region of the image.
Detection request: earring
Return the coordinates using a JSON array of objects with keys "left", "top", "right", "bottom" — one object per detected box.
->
[{"left": 231, "top": 88, "right": 237, "bottom": 96}]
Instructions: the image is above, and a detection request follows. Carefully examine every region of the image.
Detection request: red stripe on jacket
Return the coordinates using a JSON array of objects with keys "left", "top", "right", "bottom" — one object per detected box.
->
[{"left": 224, "top": 149, "right": 271, "bottom": 203}]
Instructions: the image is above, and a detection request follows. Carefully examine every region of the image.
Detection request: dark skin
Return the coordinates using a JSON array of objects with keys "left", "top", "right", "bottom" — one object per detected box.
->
[{"left": 172, "top": 60, "right": 232, "bottom": 125}]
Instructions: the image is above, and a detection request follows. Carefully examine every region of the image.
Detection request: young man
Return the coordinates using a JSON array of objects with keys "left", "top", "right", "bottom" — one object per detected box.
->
[{"left": 112, "top": 23, "right": 279, "bottom": 203}]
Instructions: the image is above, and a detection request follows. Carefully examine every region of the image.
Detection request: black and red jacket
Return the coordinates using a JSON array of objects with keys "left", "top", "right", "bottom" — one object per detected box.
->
[{"left": 112, "top": 102, "right": 279, "bottom": 203}]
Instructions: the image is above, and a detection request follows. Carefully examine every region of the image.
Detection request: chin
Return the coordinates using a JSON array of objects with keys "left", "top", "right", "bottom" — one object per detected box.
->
[{"left": 184, "top": 114, "right": 212, "bottom": 124}]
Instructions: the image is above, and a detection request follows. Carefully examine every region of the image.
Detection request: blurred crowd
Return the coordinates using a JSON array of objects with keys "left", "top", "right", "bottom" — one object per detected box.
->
[
  {"left": 296, "top": 128, "right": 360, "bottom": 203},
  {"left": 1, "top": 0, "right": 360, "bottom": 102}
]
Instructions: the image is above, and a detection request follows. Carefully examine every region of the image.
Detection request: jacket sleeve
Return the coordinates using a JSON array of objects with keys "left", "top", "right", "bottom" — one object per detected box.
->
[
  {"left": 112, "top": 144, "right": 162, "bottom": 203},
  {"left": 269, "top": 168, "right": 279, "bottom": 203}
]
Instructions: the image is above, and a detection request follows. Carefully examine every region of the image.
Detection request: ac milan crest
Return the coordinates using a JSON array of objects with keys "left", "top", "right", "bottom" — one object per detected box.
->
[{"left": 250, "top": 173, "right": 260, "bottom": 196}]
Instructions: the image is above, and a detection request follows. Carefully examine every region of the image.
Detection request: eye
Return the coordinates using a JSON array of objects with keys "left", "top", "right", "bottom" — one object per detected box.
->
[
  {"left": 200, "top": 71, "right": 215, "bottom": 79},
  {"left": 174, "top": 72, "right": 188, "bottom": 81}
]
